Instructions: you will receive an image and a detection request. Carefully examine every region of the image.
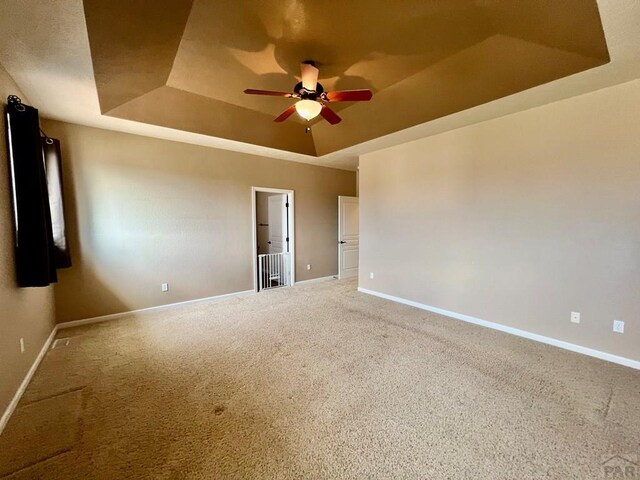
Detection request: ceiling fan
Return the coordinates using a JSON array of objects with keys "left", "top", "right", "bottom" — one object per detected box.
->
[{"left": 243, "top": 61, "right": 373, "bottom": 125}]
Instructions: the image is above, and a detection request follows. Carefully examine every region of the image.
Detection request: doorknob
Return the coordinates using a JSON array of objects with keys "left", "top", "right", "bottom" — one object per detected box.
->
[
  {"left": 339, "top": 241, "right": 346, "bottom": 244},
  {"left": 268, "top": 241, "right": 272, "bottom": 244}
]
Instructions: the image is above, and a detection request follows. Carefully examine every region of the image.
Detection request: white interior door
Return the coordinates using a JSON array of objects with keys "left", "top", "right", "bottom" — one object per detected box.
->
[
  {"left": 268, "top": 194, "right": 287, "bottom": 253},
  {"left": 338, "top": 196, "right": 359, "bottom": 279}
]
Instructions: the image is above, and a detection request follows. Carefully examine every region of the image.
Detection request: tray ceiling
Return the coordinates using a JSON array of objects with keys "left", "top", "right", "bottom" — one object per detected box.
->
[{"left": 81, "top": 0, "right": 608, "bottom": 156}]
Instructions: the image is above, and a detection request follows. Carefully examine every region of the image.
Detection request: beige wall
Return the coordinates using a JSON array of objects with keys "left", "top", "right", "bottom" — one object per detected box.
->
[
  {"left": 359, "top": 79, "right": 640, "bottom": 362},
  {"left": 42, "top": 121, "right": 355, "bottom": 323},
  {"left": 0, "top": 65, "right": 56, "bottom": 416}
]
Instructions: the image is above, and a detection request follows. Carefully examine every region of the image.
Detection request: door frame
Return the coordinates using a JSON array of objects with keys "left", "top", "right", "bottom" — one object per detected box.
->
[{"left": 252, "top": 186, "right": 295, "bottom": 292}]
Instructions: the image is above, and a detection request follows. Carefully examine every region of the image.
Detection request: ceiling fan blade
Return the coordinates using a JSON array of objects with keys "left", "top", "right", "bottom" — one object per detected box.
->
[
  {"left": 244, "top": 89, "right": 293, "bottom": 97},
  {"left": 300, "top": 62, "right": 319, "bottom": 91},
  {"left": 320, "top": 105, "right": 342, "bottom": 125},
  {"left": 325, "top": 90, "right": 373, "bottom": 102},
  {"left": 274, "top": 105, "right": 297, "bottom": 122}
]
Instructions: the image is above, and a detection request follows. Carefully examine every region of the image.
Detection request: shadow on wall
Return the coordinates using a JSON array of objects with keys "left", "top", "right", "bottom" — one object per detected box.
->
[
  {"left": 52, "top": 145, "right": 127, "bottom": 322},
  {"left": 50, "top": 138, "right": 257, "bottom": 322}
]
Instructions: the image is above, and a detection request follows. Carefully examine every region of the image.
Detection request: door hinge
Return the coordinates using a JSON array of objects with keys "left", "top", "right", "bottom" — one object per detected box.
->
[
  {"left": 285, "top": 202, "right": 289, "bottom": 208},
  {"left": 286, "top": 237, "right": 290, "bottom": 242}
]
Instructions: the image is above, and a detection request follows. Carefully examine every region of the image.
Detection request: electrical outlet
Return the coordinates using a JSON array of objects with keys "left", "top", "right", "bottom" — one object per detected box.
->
[
  {"left": 161, "top": 283, "right": 169, "bottom": 292},
  {"left": 613, "top": 320, "right": 625, "bottom": 334},
  {"left": 306, "top": 264, "right": 311, "bottom": 270},
  {"left": 369, "top": 272, "right": 374, "bottom": 279},
  {"left": 20, "top": 338, "right": 24, "bottom": 353},
  {"left": 570, "top": 312, "right": 580, "bottom": 324}
]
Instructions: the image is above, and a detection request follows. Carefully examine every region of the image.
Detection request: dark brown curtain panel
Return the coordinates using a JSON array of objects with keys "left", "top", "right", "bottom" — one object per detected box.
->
[{"left": 5, "top": 95, "right": 57, "bottom": 286}]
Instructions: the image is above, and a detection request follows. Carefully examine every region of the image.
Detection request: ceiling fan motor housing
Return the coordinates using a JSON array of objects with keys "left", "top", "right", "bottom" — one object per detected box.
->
[{"left": 294, "top": 81, "right": 324, "bottom": 100}]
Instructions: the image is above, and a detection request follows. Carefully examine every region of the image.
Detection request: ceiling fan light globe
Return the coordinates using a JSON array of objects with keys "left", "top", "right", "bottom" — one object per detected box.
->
[{"left": 295, "top": 99, "right": 322, "bottom": 120}]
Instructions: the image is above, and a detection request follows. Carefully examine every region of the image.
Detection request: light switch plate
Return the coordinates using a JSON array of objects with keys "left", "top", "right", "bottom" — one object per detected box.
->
[
  {"left": 613, "top": 320, "right": 625, "bottom": 334},
  {"left": 161, "top": 283, "right": 169, "bottom": 292}
]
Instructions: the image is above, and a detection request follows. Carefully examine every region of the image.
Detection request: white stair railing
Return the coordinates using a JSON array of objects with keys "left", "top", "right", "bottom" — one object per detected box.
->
[{"left": 258, "top": 252, "right": 291, "bottom": 291}]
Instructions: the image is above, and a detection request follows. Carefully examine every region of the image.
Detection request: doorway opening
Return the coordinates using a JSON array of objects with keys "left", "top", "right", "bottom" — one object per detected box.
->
[{"left": 252, "top": 187, "right": 295, "bottom": 292}]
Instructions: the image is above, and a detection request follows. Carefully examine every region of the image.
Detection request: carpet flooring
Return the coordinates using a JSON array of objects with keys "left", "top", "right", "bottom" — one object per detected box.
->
[{"left": 1, "top": 279, "right": 638, "bottom": 479}]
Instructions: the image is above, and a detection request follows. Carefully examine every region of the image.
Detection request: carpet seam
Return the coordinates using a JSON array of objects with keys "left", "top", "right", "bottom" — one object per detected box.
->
[
  {"left": 18, "top": 386, "right": 86, "bottom": 408},
  {"left": 0, "top": 448, "right": 72, "bottom": 478}
]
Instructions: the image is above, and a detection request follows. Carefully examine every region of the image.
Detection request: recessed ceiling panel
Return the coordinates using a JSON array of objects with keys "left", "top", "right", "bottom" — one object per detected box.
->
[
  {"left": 83, "top": 0, "right": 194, "bottom": 113},
  {"left": 83, "top": 0, "right": 610, "bottom": 156}
]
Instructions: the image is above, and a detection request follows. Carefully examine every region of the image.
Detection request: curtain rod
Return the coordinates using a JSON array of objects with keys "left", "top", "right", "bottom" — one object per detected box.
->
[{"left": 8, "top": 95, "right": 53, "bottom": 144}]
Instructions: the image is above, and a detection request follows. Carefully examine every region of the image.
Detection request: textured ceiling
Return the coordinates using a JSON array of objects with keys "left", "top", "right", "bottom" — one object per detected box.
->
[
  {"left": 83, "top": 0, "right": 609, "bottom": 157},
  {"left": 3, "top": 1, "right": 640, "bottom": 171}
]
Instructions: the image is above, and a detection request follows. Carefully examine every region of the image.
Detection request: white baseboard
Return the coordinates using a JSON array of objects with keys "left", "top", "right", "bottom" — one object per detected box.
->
[
  {"left": 358, "top": 287, "right": 640, "bottom": 370},
  {"left": 294, "top": 275, "right": 337, "bottom": 285},
  {"left": 0, "top": 326, "right": 58, "bottom": 436},
  {"left": 57, "top": 289, "right": 255, "bottom": 330}
]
